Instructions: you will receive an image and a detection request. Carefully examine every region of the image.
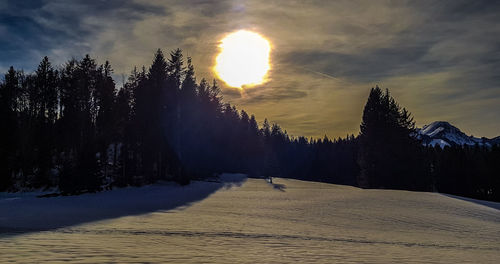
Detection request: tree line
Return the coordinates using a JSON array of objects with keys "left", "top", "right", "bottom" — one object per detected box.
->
[{"left": 0, "top": 49, "right": 498, "bottom": 201}]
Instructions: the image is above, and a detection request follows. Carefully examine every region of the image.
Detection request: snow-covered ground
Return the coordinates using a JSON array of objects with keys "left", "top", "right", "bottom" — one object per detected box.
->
[{"left": 1, "top": 174, "right": 499, "bottom": 263}]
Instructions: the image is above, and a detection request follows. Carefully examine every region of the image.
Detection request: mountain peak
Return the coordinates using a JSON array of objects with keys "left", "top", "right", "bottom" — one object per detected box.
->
[{"left": 418, "top": 121, "right": 497, "bottom": 148}]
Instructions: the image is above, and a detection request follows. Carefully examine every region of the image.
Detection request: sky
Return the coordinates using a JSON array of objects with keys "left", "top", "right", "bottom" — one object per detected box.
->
[{"left": 1, "top": 0, "right": 499, "bottom": 139}]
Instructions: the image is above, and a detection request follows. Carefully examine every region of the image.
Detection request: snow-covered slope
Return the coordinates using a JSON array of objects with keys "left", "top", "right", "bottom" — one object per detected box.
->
[
  {"left": 417, "top": 121, "right": 499, "bottom": 148},
  {"left": 1, "top": 176, "right": 499, "bottom": 263}
]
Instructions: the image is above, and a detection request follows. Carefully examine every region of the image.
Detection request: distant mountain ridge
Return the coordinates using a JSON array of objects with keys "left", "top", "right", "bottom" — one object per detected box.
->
[{"left": 417, "top": 121, "right": 500, "bottom": 148}]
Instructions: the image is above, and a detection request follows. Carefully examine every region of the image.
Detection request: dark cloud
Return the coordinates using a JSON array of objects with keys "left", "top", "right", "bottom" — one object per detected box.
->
[
  {"left": 3, "top": 0, "right": 45, "bottom": 10},
  {"left": 241, "top": 86, "right": 307, "bottom": 104},
  {"left": 412, "top": 0, "right": 500, "bottom": 18},
  {"left": 0, "top": 0, "right": 165, "bottom": 70},
  {"left": 220, "top": 86, "right": 242, "bottom": 99}
]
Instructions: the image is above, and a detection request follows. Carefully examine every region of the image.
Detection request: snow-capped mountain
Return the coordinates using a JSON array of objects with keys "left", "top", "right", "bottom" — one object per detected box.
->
[{"left": 417, "top": 121, "right": 500, "bottom": 148}]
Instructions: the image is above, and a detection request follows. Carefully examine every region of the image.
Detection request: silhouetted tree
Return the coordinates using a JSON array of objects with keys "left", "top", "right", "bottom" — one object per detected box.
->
[
  {"left": 31, "top": 57, "right": 59, "bottom": 187},
  {"left": 95, "top": 61, "right": 116, "bottom": 181},
  {"left": 358, "top": 86, "right": 428, "bottom": 190},
  {"left": 0, "top": 67, "right": 20, "bottom": 190}
]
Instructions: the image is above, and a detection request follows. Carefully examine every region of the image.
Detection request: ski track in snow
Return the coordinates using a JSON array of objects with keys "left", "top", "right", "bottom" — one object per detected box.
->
[{"left": 1, "top": 174, "right": 499, "bottom": 263}]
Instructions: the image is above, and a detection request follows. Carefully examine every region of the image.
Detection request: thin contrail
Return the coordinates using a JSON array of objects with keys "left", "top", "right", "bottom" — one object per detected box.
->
[
  {"left": 299, "top": 66, "right": 340, "bottom": 80},
  {"left": 291, "top": 65, "right": 356, "bottom": 86},
  {"left": 293, "top": 66, "right": 345, "bottom": 81}
]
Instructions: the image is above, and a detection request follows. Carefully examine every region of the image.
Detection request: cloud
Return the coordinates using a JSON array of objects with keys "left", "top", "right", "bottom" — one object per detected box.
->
[
  {"left": 239, "top": 86, "right": 307, "bottom": 104},
  {"left": 1, "top": 0, "right": 499, "bottom": 138},
  {"left": 0, "top": 0, "right": 166, "bottom": 71}
]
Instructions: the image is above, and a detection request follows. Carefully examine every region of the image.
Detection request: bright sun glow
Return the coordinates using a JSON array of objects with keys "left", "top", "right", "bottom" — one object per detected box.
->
[{"left": 215, "top": 30, "right": 271, "bottom": 88}]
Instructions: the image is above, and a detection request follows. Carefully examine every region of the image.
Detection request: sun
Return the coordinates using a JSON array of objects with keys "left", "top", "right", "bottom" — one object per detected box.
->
[{"left": 214, "top": 30, "right": 271, "bottom": 88}]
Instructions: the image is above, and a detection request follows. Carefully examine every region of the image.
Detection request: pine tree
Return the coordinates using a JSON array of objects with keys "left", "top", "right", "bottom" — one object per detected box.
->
[
  {"left": 95, "top": 61, "right": 116, "bottom": 182},
  {"left": 32, "top": 57, "right": 59, "bottom": 187},
  {"left": 133, "top": 49, "right": 184, "bottom": 183},
  {"left": 0, "top": 67, "right": 20, "bottom": 190},
  {"left": 178, "top": 57, "right": 198, "bottom": 169},
  {"left": 58, "top": 55, "right": 102, "bottom": 193},
  {"left": 166, "top": 49, "right": 185, "bottom": 181},
  {"left": 113, "top": 82, "right": 133, "bottom": 186},
  {"left": 114, "top": 67, "right": 143, "bottom": 186},
  {"left": 357, "top": 86, "right": 424, "bottom": 190}
]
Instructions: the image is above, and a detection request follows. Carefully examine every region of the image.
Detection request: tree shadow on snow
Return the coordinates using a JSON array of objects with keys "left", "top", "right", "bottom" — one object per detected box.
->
[
  {"left": 265, "top": 178, "right": 286, "bottom": 192},
  {"left": 0, "top": 174, "right": 247, "bottom": 237},
  {"left": 272, "top": 183, "right": 286, "bottom": 192}
]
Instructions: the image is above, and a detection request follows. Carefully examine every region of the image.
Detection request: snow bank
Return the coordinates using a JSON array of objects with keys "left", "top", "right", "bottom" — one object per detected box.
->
[{"left": 442, "top": 193, "right": 500, "bottom": 210}]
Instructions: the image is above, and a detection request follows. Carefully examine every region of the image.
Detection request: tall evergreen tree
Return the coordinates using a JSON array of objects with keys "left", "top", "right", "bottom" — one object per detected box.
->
[
  {"left": 95, "top": 61, "right": 116, "bottom": 181},
  {"left": 0, "top": 67, "right": 20, "bottom": 190},
  {"left": 134, "top": 49, "right": 168, "bottom": 182},
  {"left": 178, "top": 57, "right": 198, "bottom": 171},
  {"left": 32, "top": 57, "right": 59, "bottom": 187},
  {"left": 58, "top": 55, "right": 102, "bottom": 193},
  {"left": 166, "top": 49, "right": 184, "bottom": 181},
  {"left": 358, "top": 86, "right": 426, "bottom": 190}
]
